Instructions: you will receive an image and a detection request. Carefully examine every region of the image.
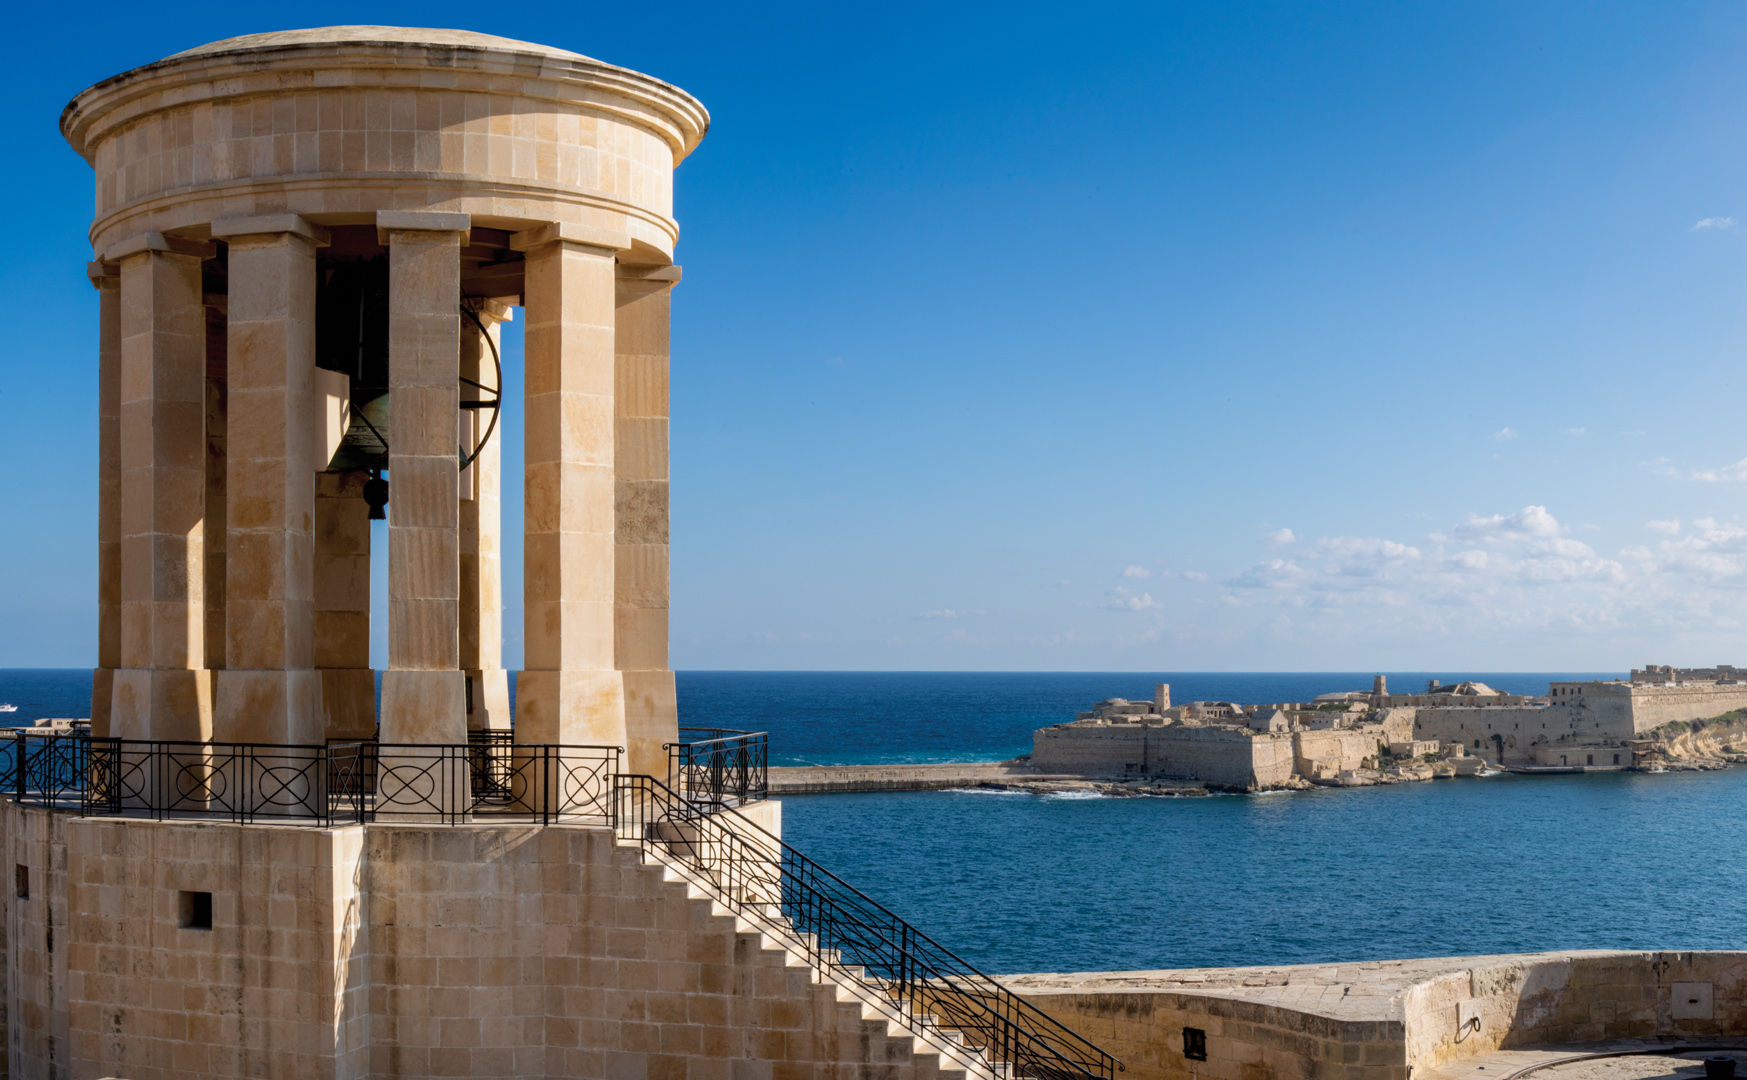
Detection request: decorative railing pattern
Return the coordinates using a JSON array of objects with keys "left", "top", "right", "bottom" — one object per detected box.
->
[
  {"left": 3, "top": 734, "right": 618, "bottom": 826},
  {"left": 613, "top": 774, "right": 1120, "bottom": 1080},
  {"left": 667, "top": 727, "right": 768, "bottom": 806}
]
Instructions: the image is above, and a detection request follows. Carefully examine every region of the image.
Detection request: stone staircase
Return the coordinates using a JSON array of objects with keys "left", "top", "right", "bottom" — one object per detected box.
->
[{"left": 622, "top": 830, "right": 1001, "bottom": 1080}]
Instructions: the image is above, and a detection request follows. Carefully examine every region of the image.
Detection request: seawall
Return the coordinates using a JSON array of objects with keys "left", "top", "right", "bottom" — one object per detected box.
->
[{"left": 768, "top": 762, "right": 1090, "bottom": 794}]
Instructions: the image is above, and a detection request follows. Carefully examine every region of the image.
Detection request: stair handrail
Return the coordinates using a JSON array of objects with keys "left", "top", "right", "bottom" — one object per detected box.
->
[{"left": 614, "top": 774, "right": 1121, "bottom": 1080}]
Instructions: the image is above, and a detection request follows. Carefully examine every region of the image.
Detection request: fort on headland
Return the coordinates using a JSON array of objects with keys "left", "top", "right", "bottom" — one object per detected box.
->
[{"left": 1027, "top": 666, "right": 1747, "bottom": 791}]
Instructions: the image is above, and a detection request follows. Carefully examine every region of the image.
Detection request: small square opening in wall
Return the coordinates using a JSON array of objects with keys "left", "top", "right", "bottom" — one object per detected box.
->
[
  {"left": 179, "top": 891, "right": 212, "bottom": 930},
  {"left": 1183, "top": 1027, "right": 1207, "bottom": 1061},
  {"left": 14, "top": 865, "right": 26, "bottom": 900}
]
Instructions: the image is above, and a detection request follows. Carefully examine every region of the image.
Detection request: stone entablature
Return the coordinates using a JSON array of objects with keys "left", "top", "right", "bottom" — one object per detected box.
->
[{"left": 61, "top": 26, "right": 707, "bottom": 261}]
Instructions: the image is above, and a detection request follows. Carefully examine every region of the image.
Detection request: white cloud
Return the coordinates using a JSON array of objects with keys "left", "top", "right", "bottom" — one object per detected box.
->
[
  {"left": 1492, "top": 427, "right": 1518, "bottom": 441},
  {"left": 1107, "top": 591, "right": 1160, "bottom": 612},
  {"left": 1262, "top": 528, "right": 1296, "bottom": 547},
  {"left": 1643, "top": 458, "right": 1681, "bottom": 478},
  {"left": 1183, "top": 571, "right": 1210, "bottom": 581},
  {"left": 1222, "top": 505, "right": 1629, "bottom": 626},
  {"left": 918, "top": 609, "right": 983, "bottom": 619},
  {"left": 1453, "top": 505, "right": 1563, "bottom": 542},
  {"left": 1693, "top": 457, "right": 1747, "bottom": 483},
  {"left": 1121, "top": 565, "right": 1152, "bottom": 579},
  {"left": 1691, "top": 217, "right": 1737, "bottom": 231},
  {"left": 1646, "top": 519, "right": 1681, "bottom": 535},
  {"left": 1560, "top": 427, "right": 1585, "bottom": 436}
]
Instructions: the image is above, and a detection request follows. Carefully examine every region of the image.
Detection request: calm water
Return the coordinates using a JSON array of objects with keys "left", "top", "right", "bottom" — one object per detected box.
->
[{"left": 7, "top": 668, "right": 1735, "bottom": 976}]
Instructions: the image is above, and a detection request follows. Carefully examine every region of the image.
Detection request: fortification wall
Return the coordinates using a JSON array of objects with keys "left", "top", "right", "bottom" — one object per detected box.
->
[
  {"left": 1411, "top": 706, "right": 1590, "bottom": 763},
  {"left": 1293, "top": 727, "right": 1388, "bottom": 778},
  {"left": 1031, "top": 725, "right": 1294, "bottom": 790},
  {"left": 1627, "top": 683, "right": 1747, "bottom": 732},
  {"left": 1005, "top": 950, "right": 1747, "bottom": 1080},
  {"left": 1004, "top": 982, "right": 1403, "bottom": 1080}
]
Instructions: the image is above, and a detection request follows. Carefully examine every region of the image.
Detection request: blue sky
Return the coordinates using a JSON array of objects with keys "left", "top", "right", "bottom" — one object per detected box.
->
[{"left": 6, "top": 2, "right": 1747, "bottom": 671}]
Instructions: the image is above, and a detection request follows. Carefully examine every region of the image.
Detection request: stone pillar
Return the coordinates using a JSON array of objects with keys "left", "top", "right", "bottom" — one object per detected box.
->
[
  {"left": 511, "top": 223, "right": 626, "bottom": 749},
  {"left": 460, "top": 299, "right": 511, "bottom": 731},
  {"left": 315, "top": 471, "right": 376, "bottom": 740},
  {"left": 109, "top": 232, "right": 213, "bottom": 741},
  {"left": 208, "top": 215, "right": 328, "bottom": 745},
  {"left": 615, "top": 264, "right": 681, "bottom": 776},
  {"left": 378, "top": 212, "right": 468, "bottom": 745},
  {"left": 88, "top": 261, "right": 120, "bottom": 735},
  {"left": 203, "top": 296, "right": 227, "bottom": 675}
]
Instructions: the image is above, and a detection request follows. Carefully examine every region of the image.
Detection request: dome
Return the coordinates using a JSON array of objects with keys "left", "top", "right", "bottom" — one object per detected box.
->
[{"left": 169, "top": 25, "right": 600, "bottom": 64}]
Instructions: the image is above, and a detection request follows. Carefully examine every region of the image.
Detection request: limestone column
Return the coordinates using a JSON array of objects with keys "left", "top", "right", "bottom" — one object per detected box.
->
[
  {"left": 460, "top": 299, "right": 511, "bottom": 731},
  {"left": 378, "top": 212, "right": 468, "bottom": 745},
  {"left": 88, "top": 261, "right": 119, "bottom": 735},
  {"left": 207, "top": 216, "right": 328, "bottom": 745},
  {"left": 108, "top": 232, "right": 213, "bottom": 741},
  {"left": 315, "top": 471, "right": 376, "bottom": 740},
  {"left": 510, "top": 223, "right": 626, "bottom": 748},
  {"left": 615, "top": 264, "right": 681, "bottom": 776},
  {"left": 203, "top": 297, "right": 227, "bottom": 676}
]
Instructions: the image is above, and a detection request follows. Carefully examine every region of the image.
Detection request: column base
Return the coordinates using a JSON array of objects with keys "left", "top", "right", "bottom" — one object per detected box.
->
[
  {"left": 109, "top": 669, "right": 213, "bottom": 741},
  {"left": 465, "top": 668, "right": 512, "bottom": 731},
  {"left": 320, "top": 668, "right": 378, "bottom": 741},
  {"left": 621, "top": 669, "right": 678, "bottom": 778},
  {"left": 514, "top": 669, "right": 625, "bottom": 748},
  {"left": 380, "top": 670, "right": 466, "bottom": 744},
  {"left": 90, "top": 668, "right": 115, "bottom": 736},
  {"left": 213, "top": 669, "right": 324, "bottom": 744},
  {"left": 377, "top": 670, "right": 468, "bottom": 819}
]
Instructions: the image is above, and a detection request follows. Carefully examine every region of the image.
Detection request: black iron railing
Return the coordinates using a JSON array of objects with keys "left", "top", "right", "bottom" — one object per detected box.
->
[
  {"left": 12, "top": 731, "right": 90, "bottom": 807},
  {"left": 467, "top": 729, "right": 516, "bottom": 801},
  {"left": 667, "top": 727, "right": 768, "bottom": 806},
  {"left": 613, "top": 774, "right": 1121, "bottom": 1080},
  {"left": 2, "top": 737, "right": 622, "bottom": 827}
]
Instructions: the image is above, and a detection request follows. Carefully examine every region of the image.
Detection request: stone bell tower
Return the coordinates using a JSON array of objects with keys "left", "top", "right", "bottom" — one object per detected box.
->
[{"left": 63, "top": 26, "right": 706, "bottom": 773}]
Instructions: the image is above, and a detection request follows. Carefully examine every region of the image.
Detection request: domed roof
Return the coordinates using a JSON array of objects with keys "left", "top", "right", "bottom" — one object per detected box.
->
[{"left": 170, "top": 25, "right": 599, "bottom": 63}]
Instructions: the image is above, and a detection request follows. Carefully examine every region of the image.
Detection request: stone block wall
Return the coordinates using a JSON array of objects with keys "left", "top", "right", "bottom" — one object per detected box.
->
[
  {"left": 1626, "top": 684, "right": 1747, "bottom": 732},
  {"left": 4, "top": 805, "right": 976, "bottom": 1080},
  {"left": 1004, "top": 951, "right": 1747, "bottom": 1080},
  {"left": 1004, "top": 986, "right": 1405, "bottom": 1080},
  {"left": 1293, "top": 728, "right": 1387, "bottom": 778},
  {"left": 4, "top": 803, "right": 70, "bottom": 1080},
  {"left": 1030, "top": 725, "right": 1295, "bottom": 790},
  {"left": 1404, "top": 951, "right": 1747, "bottom": 1071}
]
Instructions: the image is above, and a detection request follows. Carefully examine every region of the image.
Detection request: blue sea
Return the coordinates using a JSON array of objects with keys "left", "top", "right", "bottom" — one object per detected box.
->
[{"left": 7, "top": 668, "right": 1740, "bottom": 976}]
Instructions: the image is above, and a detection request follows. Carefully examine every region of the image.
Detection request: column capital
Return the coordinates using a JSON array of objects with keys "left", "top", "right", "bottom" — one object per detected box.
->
[
  {"left": 616, "top": 263, "right": 682, "bottom": 284},
  {"left": 102, "top": 230, "right": 215, "bottom": 264},
  {"left": 376, "top": 211, "right": 471, "bottom": 246},
  {"left": 86, "top": 260, "right": 119, "bottom": 289},
  {"left": 210, "top": 214, "right": 330, "bottom": 246},
  {"left": 509, "top": 221, "right": 628, "bottom": 254},
  {"left": 462, "top": 297, "right": 515, "bottom": 326}
]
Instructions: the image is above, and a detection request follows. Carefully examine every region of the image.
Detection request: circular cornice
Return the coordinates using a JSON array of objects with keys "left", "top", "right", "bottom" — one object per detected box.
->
[{"left": 61, "top": 25, "right": 710, "bottom": 165}]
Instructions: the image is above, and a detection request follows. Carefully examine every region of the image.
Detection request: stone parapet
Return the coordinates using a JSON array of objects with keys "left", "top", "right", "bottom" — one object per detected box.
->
[{"left": 1004, "top": 950, "right": 1747, "bottom": 1080}]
